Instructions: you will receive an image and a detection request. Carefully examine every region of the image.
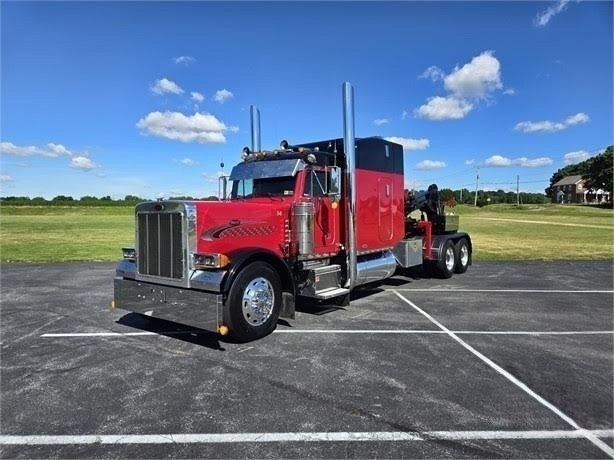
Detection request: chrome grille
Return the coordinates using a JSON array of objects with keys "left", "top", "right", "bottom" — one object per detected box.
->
[{"left": 137, "top": 212, "right": 183, "bottom": 279}]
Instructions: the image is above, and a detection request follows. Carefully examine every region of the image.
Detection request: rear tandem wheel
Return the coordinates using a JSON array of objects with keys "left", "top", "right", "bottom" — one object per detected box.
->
[
  {"left": 454, "top": 237, "right": 470, "bottom": 274},
  {"left": 428, "top": 239, "right": 456, "bottom": 279}
]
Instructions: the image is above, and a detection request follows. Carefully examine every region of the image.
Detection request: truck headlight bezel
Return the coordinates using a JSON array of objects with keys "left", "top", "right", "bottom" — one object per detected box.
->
[{"left": 192, "top": 253, "right": 230, "bottom": 269}]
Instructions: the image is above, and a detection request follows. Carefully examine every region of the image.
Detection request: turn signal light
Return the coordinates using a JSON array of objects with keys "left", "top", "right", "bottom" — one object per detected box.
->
[{"left": 122, "top": 247, "right": 136, "bottom": 260}]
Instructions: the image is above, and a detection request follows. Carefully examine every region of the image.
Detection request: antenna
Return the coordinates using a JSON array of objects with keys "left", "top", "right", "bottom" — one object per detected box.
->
[
  {"left": 218, "top": 153, "right": 227, "bottom": 200},
  {"left": 474, "top": 167, "right": 480, "bottom": 207}
]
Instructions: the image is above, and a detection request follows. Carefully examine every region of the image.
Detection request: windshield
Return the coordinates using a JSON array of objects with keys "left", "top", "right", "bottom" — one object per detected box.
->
[{"left": 231, "top": 176, "right": 296, "bottom": 199}]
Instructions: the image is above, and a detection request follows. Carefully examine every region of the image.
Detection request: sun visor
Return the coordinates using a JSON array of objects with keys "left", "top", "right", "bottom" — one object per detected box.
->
[{"left": 229, "top": 158, "right": 306, "bottom": 181}]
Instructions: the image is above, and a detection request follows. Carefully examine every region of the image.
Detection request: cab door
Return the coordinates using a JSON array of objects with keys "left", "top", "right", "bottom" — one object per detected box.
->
[{"left": 304, "top": 169, "right": 340, "bottom": 254}]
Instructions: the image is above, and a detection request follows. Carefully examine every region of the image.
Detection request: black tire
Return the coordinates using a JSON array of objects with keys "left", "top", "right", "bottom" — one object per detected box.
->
[
  {"left": 224, "top": 261, "right": 281, "bottom": 342},
  {"left": 454, "top": 238, "right": 470, "bottom": 274},
  {"left": 433, "top": 239, "right": 455, "bottom": 279}
]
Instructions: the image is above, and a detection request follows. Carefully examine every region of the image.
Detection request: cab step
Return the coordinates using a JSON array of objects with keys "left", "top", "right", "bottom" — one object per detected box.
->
[{"left": 314, "top": 287, "right": 350, "bottom": 300}]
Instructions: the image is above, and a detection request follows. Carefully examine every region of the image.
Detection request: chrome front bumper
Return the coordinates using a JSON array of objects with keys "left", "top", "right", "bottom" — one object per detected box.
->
[{"left": 113, "top": 277, "right": 222, "bottom": 332}]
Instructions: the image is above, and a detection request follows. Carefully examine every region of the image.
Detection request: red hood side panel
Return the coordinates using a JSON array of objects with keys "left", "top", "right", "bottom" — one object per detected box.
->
[{"left": 194, "top": 200, "right": 291, "bottom": 257}]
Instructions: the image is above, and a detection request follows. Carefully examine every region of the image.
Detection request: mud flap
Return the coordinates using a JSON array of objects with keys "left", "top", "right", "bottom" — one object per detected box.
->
[
  {"left": 335, "top": 292, "right": 351, "bottom": 307},
  {"left": 280, "top": 292, "right": 295, "bottom": 319}
]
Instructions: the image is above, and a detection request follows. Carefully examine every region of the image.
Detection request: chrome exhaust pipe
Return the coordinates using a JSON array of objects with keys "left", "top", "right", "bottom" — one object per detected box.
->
[
  {"left": 250, "top": 105, "right": 261, "bottom": 152},
  {"left": 342, "top": 82, "right": 357, "bottom": 289}
]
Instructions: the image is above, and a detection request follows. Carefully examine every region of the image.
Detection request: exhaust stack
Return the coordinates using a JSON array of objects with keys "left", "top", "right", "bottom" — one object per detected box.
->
[
  {"left": 250, "top": 105, "right": 261, "bottom": 152},
  {"left": 342, "top": 82, "right": 357, "bottom": 289}
]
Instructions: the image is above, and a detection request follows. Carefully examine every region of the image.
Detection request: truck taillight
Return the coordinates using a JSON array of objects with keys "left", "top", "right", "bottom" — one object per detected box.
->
[{"left": 193, "top": 253, "right": 230, "bottom": 269}]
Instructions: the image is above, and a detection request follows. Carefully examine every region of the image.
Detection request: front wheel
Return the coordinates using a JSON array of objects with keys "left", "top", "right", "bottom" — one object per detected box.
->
[
  {"left": 224, "top": 261, "right": 281, "bottom": 342},
  {"left": 454, "top": 238, "right": 471, "bottom": 274}
]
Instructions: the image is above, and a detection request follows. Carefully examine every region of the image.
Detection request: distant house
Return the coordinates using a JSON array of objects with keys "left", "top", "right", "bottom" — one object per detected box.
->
[
  {"left": 552, "top": 175, "right": 610, "bottom": 204},
  {"left": 552, "top": 175, "right": 585, "bottom": 203}
]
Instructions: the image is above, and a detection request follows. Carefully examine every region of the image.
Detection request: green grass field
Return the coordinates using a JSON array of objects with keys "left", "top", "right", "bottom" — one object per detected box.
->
[
  {"left": 451, "top": 204, "right": 614, "bottom": 261},
  {"left": 0, "top": 206, "right": 134, "bottom": 262},
  {"left": 1, "top": 204, "right": 612, "bottom": 262}
]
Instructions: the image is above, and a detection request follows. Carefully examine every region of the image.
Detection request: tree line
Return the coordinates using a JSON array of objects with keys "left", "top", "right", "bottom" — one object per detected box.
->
[
  {"left": 0, "top": 195, "right": 220, "bottom": 206},
  {"left": 1, "top": 190, "right": 549, "bottom": 207},
  {"left": 436, "top": 188, "right": 549, "bottom": 207}
]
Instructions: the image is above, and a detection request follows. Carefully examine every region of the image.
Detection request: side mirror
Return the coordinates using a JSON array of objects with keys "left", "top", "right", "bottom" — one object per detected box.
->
[{"left": 328, "top": 166, "right": 341, "bottom": 200}]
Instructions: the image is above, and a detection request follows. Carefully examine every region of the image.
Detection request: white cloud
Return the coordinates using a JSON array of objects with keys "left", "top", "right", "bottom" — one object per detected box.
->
[
  {"left": 151, "top": 78, "right": 184, "bottom": 95},
  {"left": 465, "top": 159, "right": 475, "bottom": 166},
  {"left": 214, "top": 89, "right": 234, "bottom": 103},
  {"left": 179, "top": 157, "right": 196, "bottom": 166},
  {"left": 485, "top": 155, "right": 512, "bottom": 167},
  {"left": 443, "top": 51, "right": 502, "bottom": 99},
  {"left": 136, "top": 111, "right": 237, "bottom": 144},
  {"left": 0, "top": 142, "right": 74, "bottom": 157},
  {"left": 564, "top": 150, "right": 592, "bottom": 165},
  {"left": 70, "top": 156, "right": 97, "bottom": 170},
  {"left": 1, "top": 141, "right": 100, "bottom": 172},
  {"left": 565, "top": 112, "right": 590, "bottom": 125},
  {"left": 419, "top": 65, "right": 444, "bottom": 82},
  {"left": 514, "top": 120, "right": 566, "bottom": 133},
  {"left": 174, "top": 56, "right": 195, "bottom": 65},
  {"left": 517, "top": 157, "right": 553, "bottom": 167},
  {"left": 415, "top": 96, "right": 473, "bottom": 121},
  {"left": 534, "top": 0, "right": 570, "bottom": 27},
  {"left": 502, "top": 88, "right": 516, "bottom": 96},
  {"left": 191, "top": 91, "right": 204, "bottom": 103},
  {"left": 515, "top": 112, "right": 590, "bottom": 133},
  {"left": 401, "top": 110, "right": 408, "bottom": 120},
  {"left": 485, "top": 154, "right": 553, "bottom": 168},
  {"left": 415, "top": 160, "right": 446, "bottom": 170},
  {"left": 416, "top": 51, "right": 504, "bottom": 121},
  {"left": 373, "top": 118, "right": 389, "bottom": 126},
  {"left": 0, "top": 174, "right": 13, "bottom": 182},
  {"left": 384, "top": 136, "right": 430, "bottom": 151}
]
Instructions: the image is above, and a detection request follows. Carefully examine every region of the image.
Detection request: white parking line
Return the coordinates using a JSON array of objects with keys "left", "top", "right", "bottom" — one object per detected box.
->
[
  {"left": 391, "top": 289, "right": 614, "bottom": 293},
  {"left": 0, "top": 429, "right": 612, "bottom": 445},
  {"left": 275, "top": 330, "right": 614, "bottom": 335},
  {"left": 41, "top": 331, "right": 196, "bottom": 337},
  {"left": 40, "top": 330, "right": 614, "bottom": 338},
  {"left": 392, "top": 290, "right": 614, "bottom": 458}
]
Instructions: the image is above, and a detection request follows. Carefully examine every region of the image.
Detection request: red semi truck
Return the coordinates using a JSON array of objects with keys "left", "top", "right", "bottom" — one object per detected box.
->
[{"left": 113, "top": 82, "right": 472, "bottom": 341}]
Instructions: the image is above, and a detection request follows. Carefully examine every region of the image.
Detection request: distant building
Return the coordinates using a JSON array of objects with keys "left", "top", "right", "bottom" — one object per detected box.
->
[{"left": 552, "top": 175, "right": 610, "bottom": 204}]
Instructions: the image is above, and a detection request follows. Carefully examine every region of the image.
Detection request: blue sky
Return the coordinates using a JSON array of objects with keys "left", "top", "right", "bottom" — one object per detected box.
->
[{"left": 1, "top": 1, "right": 612, "bottom": 199}]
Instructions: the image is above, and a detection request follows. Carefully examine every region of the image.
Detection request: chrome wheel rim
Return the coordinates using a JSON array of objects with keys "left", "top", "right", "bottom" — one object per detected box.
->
[
  {"left": 242, "top": 277, "right": 275, "bottom": 326},
  {"left": 459, "top": 244, "right": 469, "bottom": 267},
  {"left": 445, "top": 247, "right": 455, "bottom": 272}
]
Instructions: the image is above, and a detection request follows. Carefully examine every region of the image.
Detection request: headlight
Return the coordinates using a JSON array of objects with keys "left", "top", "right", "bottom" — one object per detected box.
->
[
  {"left": 193, "top": 253, "right": 230, "bottom": 269},
  {"left": 122, "top": 247, "right": 136, "bottom": 261}
]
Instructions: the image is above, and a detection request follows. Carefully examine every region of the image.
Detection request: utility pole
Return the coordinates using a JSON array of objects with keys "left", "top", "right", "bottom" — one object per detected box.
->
[
  {"left": 460, "top": 188, "right": 463, "bottom": 203},
  {"left": 474, "top": 168, "right": 479, "bottom": 207},
  {"left": 516, "top": 175, "right": 520, "bottom": 207}
]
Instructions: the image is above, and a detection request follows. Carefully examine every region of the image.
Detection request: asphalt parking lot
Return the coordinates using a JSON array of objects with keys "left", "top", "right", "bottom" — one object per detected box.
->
[{"left": 1, "top": 261, "right": 612, "bottom": 459}]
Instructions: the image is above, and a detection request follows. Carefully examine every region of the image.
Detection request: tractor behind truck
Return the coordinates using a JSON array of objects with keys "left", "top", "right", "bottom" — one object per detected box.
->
[{"left": 113, "top": 82, "right": 472, "bottom": 341}]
